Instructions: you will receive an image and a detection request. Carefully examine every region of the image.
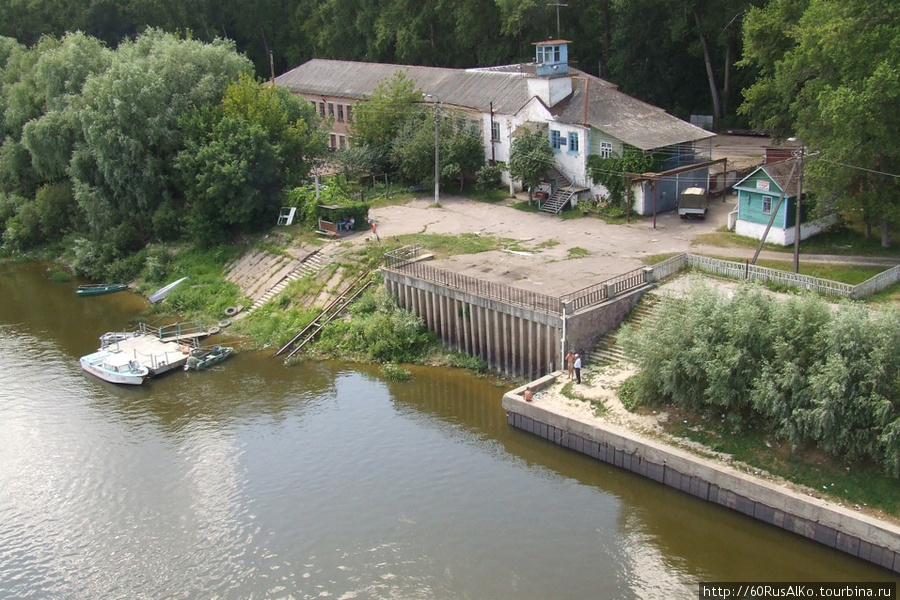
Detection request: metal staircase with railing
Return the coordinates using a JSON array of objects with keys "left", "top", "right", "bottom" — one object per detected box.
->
[{"left": 539, "top": 166, "right": 578, "bottom": 214}]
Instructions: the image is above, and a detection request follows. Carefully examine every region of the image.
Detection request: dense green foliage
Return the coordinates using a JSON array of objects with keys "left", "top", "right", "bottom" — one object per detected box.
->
[
  {"left": 391, "top": 109, "right": 485, "bottom": 191},
  {"left": 740, "top": 0, "right": 900, "bottom": 246},
  {"left": 0, "top": 30, "right": 326, "bottom": 274},
  {"left": 508, "top": 129, "right": 554, "bottom": 201},
  {"left": 314, "top": 286, "right": 437, "bottom": 363},
  {"left": 620, "top": 282, "right": 900, "bottom": 476},
  {"left": 0, "top": 0, "right": 763, "bottom": 122},
  {"left": 587, "top": 148, "right": 656, "bottom": 207}
]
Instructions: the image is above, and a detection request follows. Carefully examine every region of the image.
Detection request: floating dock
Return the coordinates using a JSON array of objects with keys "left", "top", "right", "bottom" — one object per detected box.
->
[{"left": 98, "top": 322, "right": 217, "bottom": 376}]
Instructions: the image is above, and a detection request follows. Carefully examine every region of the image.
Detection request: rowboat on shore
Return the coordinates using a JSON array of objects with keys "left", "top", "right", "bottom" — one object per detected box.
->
[
  {"left": 76, "top": 283, "right": 128, "bottom": 296},
  {"left": 148, "top": 277, "right": 188, "bottom": 303}
]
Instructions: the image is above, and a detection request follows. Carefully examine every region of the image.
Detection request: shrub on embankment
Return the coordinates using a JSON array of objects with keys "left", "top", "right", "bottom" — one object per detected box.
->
[{"left": 620, "top": 282, "right": 900, "bottom": 477}]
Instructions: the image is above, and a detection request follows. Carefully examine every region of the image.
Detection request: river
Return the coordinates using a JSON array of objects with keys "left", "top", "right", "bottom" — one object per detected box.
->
[{"left": 0, "top": 261, "right": 895, "bottom": 599}]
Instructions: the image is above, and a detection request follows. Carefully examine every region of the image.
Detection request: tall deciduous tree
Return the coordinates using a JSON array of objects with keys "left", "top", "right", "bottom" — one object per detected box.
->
[
  {"left": 177, "top": 73, "right": 326, "bottom": 245},
  {"left": 507, "top": 128, "right": 554, "bottom": 203},
  {"left": 351, "top": 71, "right": 421, "bottom": 170},
  {"left": 68, "top": 29, "right": 252, "bottom": 244},
  {"left": 740, "top": 0, "right": 900, "bottom": 246}
]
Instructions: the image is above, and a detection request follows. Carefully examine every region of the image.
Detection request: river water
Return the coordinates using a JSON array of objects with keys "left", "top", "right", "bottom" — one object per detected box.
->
[{"left": 0, "top": 261, "right": 895, "bottom": 599}]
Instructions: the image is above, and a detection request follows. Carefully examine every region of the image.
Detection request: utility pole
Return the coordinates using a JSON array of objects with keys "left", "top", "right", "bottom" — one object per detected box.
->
[
  {"left": 424, "top": 94, "right": 441, "bottom": 206},
  {"left": 793, "top": 145, "right": 804, "bottom": 273}
]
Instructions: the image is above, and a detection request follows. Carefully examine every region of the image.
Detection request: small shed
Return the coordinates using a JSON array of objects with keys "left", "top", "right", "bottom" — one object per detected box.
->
[{"left": 733, "top": 160, "right": 811, "bottom": 246}]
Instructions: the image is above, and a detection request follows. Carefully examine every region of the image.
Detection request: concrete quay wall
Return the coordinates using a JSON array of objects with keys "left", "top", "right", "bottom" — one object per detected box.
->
[{"left": 502, "top": 385, "right": 900, "bottom": 574}]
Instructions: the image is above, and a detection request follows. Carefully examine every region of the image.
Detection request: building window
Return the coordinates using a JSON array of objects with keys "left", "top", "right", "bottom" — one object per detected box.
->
[
  {"left": 310, "top": 101, "right": 316, "bottom": 110},
  {"left": 319, "top": 101, "right": 326, "bottom": 118},
  {"left": 491, "top": 121, "right": 500, "bottom": 141},
  {"left": 338, "top": 135, "right": 346, "bottom": 150},
  {"left": 328, "top": 103, "right": 334, "bottom": 118},
  {"left": 762, "top": 195, "right": 772, "bottom": 214},
  {"left": 550, "top": 129, "right": 561, "bottom": 151},
  {"left": 600, "top": 141, "right": 613, "bottom": 158},
  {"left": 337, "top": 105, "right": 344, "bottom": 122},
  {"left": 536, "top": 44, "right": 561, "bottom": 64},
  {"left": 329, "top": 133, "right": 336, "bottom": 149},
  {"left": 568, "top": 132, "right": 579, "bottom": 153},
  {"left": 346, "top": 105, "right": 353, "bottom": 122}
]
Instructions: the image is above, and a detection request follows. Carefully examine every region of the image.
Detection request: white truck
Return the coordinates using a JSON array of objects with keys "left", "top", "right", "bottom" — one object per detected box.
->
[{"left": 678, "top": 187, "right": 709, "bottom": 219}]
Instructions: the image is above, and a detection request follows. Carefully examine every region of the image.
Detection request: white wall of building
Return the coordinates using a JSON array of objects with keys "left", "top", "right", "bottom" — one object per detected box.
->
[{"left": 735, "top": 214, "right": 838, "bottom": 246}]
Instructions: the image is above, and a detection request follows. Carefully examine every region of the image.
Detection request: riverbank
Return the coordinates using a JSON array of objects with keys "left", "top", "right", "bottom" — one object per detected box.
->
[{"left": 503, "top": 372, "right": 900, "bottom": 574}]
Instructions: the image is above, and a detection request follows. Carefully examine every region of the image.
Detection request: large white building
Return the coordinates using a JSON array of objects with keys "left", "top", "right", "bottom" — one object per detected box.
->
[{"left": 275, "top": 41, "right": 715, "bottom": 215}]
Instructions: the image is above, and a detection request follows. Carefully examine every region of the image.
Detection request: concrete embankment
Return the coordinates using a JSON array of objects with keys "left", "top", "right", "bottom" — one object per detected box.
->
[{"left": 503, "top": 377, "right": 900, "bottom": 574}]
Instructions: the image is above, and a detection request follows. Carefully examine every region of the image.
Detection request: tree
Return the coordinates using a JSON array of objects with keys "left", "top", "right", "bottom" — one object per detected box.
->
[
  {"left": 507, "top": 128, "right": 554, "bottom": 203},
  {"left": 176, "top": 73, "right": 327, "bottom": 245},
  {"left": 350, "top": 71, "right": 421, "bottom": 160},
  {"left": 68, "top": 29, "right": 252, "bottom": 244},
  {"left": 740, "top": 0, "right": 900, "bottom": 246},
  {"left": 391, "top": 109, "right": 484, "bottom": 189}
]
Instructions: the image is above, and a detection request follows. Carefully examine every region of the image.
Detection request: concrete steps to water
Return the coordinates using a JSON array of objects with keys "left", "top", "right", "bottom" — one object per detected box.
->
[
  {"left": 248, "top": 249, "right": 331, "bottom": 313},
  {"left": 590, "top": 294, "right": 660, "bottom": 365}
]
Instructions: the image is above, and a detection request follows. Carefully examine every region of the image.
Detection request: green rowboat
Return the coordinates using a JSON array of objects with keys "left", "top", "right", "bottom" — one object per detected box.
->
[
  {"left": 76, "top": 283, "right": 129, "bottom": 296},
  {"left": 184, "top": 345, "right": 234, "bottom": 371}
]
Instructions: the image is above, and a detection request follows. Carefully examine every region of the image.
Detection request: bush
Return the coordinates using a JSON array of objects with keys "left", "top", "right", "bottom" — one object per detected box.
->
[
  {"left": 475, "top": 164, "right": 502, "bottom": 192},
  {"left": 3, "top": 202, "right": 43, "bottom": 251},
  {"left": 34, "top": 182, "right": 75, "bottom": 238},
  {"left": 620, "top": 280, "right": 900, "bottom": 477},
  {"left": 381, "top": 362, "right": 412, "bottom": 381}
]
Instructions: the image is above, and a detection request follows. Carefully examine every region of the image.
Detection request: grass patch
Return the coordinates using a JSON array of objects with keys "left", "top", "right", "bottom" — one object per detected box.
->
[
  {"left": 458, "top": 183, "right": 511, "bottom": 203},
  {"left": 698, "top": 254, "right": 885, "bottom": 286},
  {"left": 659, "top": 404, "right": 900, "bottom": 518},
  {"left": 865, "top": 282, "right": 900, "bottom": 305},
  {"left": 534, "top": 238, "right": 560, "bottom": 250},
  {"left": 567, "top": 247, "right": 590, "bottom": 259},
  {"left": 141, "top": 244, "right": 245, "bottom": 324},
  {"left": 691, "top": 229, "right": 788, "bottom": 252},
  {"left": 392, "top": 232, "right": 527, "bottom": 258},
  {"left": 560, "top": 380, "right": 607, "bottom": 417},
  {"left": 693, "top": 217, "right": 900, "bottom": 259},
  {"left": 511, "top": 200, "right": 540, "bottom": 213},
  {"left": 381, "top": 362, "right": 412, "bottom": 381},
  {"left": 641, "top": 252, "right": 681, "bottom": 266}
]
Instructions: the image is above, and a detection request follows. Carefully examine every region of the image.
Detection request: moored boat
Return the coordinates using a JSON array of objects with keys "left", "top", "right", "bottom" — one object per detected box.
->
[
  {"left": 80, "top": 349, "right": 149, "bottom": 385},
  {"left": 184, "top": 345, "right": 234, "bottom": 371},
  {"left": 76, "top": 283, "right": 128, "bottom": 296}
]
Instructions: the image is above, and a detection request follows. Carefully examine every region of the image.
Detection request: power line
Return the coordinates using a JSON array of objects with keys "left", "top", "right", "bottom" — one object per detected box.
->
[{"left": 818, "top": 158, "right": 900, "bottom": 179}]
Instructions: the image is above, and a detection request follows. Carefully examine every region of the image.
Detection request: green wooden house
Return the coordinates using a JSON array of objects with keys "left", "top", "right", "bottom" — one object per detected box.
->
[{"left": 733, "top": 159, "right": 813, "bottom": 246}]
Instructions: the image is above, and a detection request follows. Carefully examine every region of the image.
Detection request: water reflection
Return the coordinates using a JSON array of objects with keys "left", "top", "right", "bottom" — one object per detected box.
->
[{"left": 0, "top": 261, "right": 897, "bottom": 600}]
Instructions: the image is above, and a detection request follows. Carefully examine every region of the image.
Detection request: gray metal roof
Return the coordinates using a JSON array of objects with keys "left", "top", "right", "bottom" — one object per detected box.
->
[
  {"left": 551, "top": 75, "right": 714, "bottom": 150},
  {"left": 275, "top": 59, "right": 714, "bottom": 149},
  {"left": 274, "top": 59, "right": 532, "bottom": 115}
]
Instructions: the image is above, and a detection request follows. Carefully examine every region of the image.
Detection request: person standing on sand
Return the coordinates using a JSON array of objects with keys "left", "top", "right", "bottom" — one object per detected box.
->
[
  {"left": 369, "top": 218, "right": 379, "bottom": 241},
  {"left": 573, "top": 353, "right": 582, "bottom": 384},
  {"left": 566, "top": 350, "right": 575, "bottom": 380}
]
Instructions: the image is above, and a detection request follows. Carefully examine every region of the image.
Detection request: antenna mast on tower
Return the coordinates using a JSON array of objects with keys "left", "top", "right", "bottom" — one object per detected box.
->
[{"left": 547, "top": 0, "right": 568, "bottom": 38}]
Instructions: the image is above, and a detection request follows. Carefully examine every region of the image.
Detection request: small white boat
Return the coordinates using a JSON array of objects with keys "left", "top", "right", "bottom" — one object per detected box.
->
[
  {"left": 148, "top": 277, "right": 188, "bottom": 304},
  {"left": 80, "top": 350, "right": 149, "bottom": 385}
]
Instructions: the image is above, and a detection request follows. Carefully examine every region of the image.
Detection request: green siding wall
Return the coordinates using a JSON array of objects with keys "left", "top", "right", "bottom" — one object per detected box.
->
[{"left": 735, "top": 170, "right": 797, "bottom": 229}]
